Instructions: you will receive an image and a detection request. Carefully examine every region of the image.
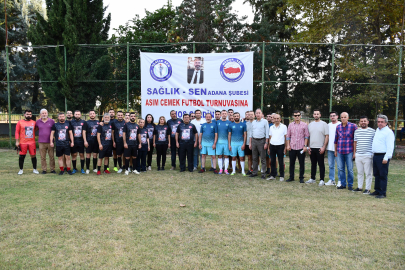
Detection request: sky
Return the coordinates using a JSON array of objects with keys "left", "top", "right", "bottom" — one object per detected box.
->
[{"left": 104, "top": 0, "right": 255, "bottom": 37}]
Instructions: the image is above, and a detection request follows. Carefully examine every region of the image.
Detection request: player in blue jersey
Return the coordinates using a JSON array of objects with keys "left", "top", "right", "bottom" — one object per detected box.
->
[
  {"left": 199, "top": 113, "right": 218, "bottom": 173},
  {"left": 216, "top": 110, "right": 232, "bottom": 174},
  {"left": 228, "top": 112, "right": 247, "bottom": 175}
]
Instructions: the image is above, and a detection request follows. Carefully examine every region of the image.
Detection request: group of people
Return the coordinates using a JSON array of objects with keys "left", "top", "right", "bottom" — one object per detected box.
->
[{"left": 15, "top": 107, "right": 394, "bottom": 198}]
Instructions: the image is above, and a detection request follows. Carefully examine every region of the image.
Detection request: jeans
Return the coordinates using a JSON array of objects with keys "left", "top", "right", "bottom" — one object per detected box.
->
[
  {"left": 289, "top": 149, "right": 305, "bottom": 180},
  {"left": 373, "top": 154, "right": 390, "bottom": 196},
  {"left": 327, "top": 150, "right": 338, "bottom": 181},
  {"left": 270, "top": 144, "right": 285, "bottom": 177},
  {"left": 337, "top": 152, "right": 354, "bottom": 187},
  {"left": 310, "top": 148, "right": 325, "bottom": 180}
]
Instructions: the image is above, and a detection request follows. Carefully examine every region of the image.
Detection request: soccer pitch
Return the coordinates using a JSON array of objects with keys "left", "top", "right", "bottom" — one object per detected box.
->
[{"left": 0, "top": 149, "right": 404, "bottom": 269}]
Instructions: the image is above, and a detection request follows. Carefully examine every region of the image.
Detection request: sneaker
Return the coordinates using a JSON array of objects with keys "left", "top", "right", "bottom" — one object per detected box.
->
[
  {"left": 128, "top": 168, "right": 132, "bottom": 173},
  {"left": 50, "top": 170, "right": 56, "bottom": 174},
  {"left": 363, "top": 189, "right": 370, "bottom": 195},
  {"left": 318, "top": 180, "right": 325, "bottom": 186},
  {"left": 219, "top": 169, "right": 223, "bottom": 175},
  {"left": 375, "top": 194, "right": 386, "bottom": 199},
  {"left": 348, "top": 186, "right": 353, "bottom": 191},
  {"left": 306, "top": 179, "right": 316, "bottom": 184},
  {"left": 58, "top": 171, "right": 64, "bottom": 175},
  {"left": 33, "top": 169, "right": 39, "bottom": 174},
  {"left": 231, "top": 172, "right": 236, "bottom": 176},
  {"left": 353, "top": 188, "right": 362, "bottom": 192},
  {"left": 299, "top": 180, "right": 305, "bottom": 183},
  {"left": 132, "top": 170, "right": 140, "bottom": 175},
  {"left": 261, "top": 175, "right": 266, "bottom": 179},
  {"left": 209, "top": 168, "right": 215, "bottom": 171},
  {"left": 86, "top": 169, "right": 90, "bottom": 174},
  {"left": 279, "top": 177, "right": 284, "bottom": 182},
  {"left": 117, "top": 168, "right": 123, "bottom": 174},
  {"left": 97, "top": 170, "right": 101, "bottom": 176},
  {"left": 336, "top": 181, "right": 342, "bottom": 187},
  {"left": 104, "top": 169, "right": 111, "bottom": 174},
  {"left": 125, "top": 170, "right": 129, "bottom": 175},
  {"left": 337, "top": 186, "right": 346, "bottom": 189},
  {"left": 41, "top": 171, "right": 47, "bottom": 174},
  {"left": 213, "top": 170, "right": 219, "bottom": 174},
  {"left": 266, "top": 176, "right": 275, "bottom": 181},
  {"left": 242, "top": 172, "right": 246, "bottom": 176},
  {"left": 67, "top": 170, "right": 73, "bottom": 175},
  {"left": 325, "top": 180, "right": 335, "bottom": 186},
  {"left": 93, "top": 169, "right": 98, "bottom": 173},
  {"left": 224, "top": 170, "right": 230, "bottom": 175},
  {"left": 81, "top": 169, "right": 85, "bottom": 174},
  {"left": 157, "top": 167, "right": 161, "bottom": 171},
  {"left": 161, "top": 167, "right": 165, "bottom": 171},
  {"left": 199, "top": 168, "right": 205, "bottom": 173},
  {"left": 148, "top": 166, "right": 152, "bottom": 171},
  {"left": 114, "top": 167, "right": 118, "bottom": 172},
  {"left": 286, "top": 178, "right": 294, "bottom": 182},
  {"left": 72, "top": 169, "right": 77, "bottom": 174},
  {"left": 246, "top": 171, "right": 253, "bottom": 175},
  {"left": 193, "top": 167, "right": 197, "bottom": 171}
]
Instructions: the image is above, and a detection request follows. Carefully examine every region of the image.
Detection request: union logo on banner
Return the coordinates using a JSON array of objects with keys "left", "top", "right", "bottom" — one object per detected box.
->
[
  {"left": 150, "top": 59, "right": 172, "bottom": 82},
  {"left": 219, "top": 58, "right": 245, "bottom": 83}
]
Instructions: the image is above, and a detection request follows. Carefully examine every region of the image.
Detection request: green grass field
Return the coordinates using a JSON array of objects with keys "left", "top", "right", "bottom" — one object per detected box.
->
[{"left": 0, "top": 149, "right": 404, "bottom": 269}]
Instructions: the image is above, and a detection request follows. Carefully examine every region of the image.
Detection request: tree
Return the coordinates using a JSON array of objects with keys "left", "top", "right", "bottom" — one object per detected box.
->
[
  {"left": 28, "top": 0, "right": 111, "bottom": 112},
  {"left": 0, "top": 0, "right": 51, "bottom": 114}
]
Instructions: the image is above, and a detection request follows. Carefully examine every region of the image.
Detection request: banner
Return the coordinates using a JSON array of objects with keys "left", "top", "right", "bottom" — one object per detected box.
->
[{"left": 141, "top": 52, "right": 253, "bottom": 120}]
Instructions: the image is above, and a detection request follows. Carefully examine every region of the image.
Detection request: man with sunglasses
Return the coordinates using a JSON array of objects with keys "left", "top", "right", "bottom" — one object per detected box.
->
[{"left": 285, "top": 110, "right": 309, "bottom": 183}]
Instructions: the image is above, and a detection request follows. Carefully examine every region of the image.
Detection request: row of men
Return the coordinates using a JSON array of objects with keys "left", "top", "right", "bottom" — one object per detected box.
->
[{"left": 15, "top": 108, "right": 394, "bottom": 198}]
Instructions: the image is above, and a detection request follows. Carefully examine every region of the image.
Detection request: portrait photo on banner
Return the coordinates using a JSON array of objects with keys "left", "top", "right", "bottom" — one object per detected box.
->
[{"left": 187, "top": 57, "right": 204, "bottom": 84}]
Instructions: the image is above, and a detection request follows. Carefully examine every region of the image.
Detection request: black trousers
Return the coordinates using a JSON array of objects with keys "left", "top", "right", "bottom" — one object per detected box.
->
[
  {"left": 289, "top": 149, "right": 305, "bottom": 180},
  {"left": 139, "top": 149, "right": 147, "bottom": 172},
  {"left": 147, "top": 142, "right": 154, "bottom": 167},
  {"left": 156, "top": 144, "right": 168, "bottom": 168},
  {"left": 310, "top": 148, "right": 325, "bottom": 180},
  {"left": 270, "top": 144, "right": 285, "bottom": 177},
  {"left": 179, "top": 143, "right": 194, "bottom": 172},
  {"left": 170, "top": 137, "right": 178, "bottom": 168},
  {"left": 373, "top": 154, "right": 390, "bottom": 196}
]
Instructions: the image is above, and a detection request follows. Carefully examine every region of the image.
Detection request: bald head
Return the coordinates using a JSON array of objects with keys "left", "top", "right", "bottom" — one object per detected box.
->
[{"left": 340, "top": 112, "right": 349, "bottom": 125}]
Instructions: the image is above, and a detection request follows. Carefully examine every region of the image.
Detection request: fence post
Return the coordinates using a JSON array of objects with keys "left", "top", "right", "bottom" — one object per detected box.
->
[
  {"left": 127, "top": 42, "right": 129, "bottom": 112},
  {"left": 64, "top": 46, "right": 67, "bottom": 112},
  {"left": 193, "top": 41, "right": 195, "bottom": 53},
  {"left": 329, "top": 43, "right": 335, "bottom": 113},
  {"left": 394, "top": 45, "right": 403, "bottom": 156},
  {"left": 261, "top": 41, "right": 265, "bottom": 112},
  {"left": 6, "top": 45, "right": 12, "bottom": 149}
]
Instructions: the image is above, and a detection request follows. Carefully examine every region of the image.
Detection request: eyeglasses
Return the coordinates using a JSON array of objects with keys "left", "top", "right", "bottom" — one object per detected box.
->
[{"left": 293, "top": 115, "right": 301, "bottom": 117}]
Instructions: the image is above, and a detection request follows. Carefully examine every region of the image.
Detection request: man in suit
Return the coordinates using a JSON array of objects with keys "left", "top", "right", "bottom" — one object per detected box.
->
[{"left": 187, "top": 57, "right": 204, "bottom": 84}]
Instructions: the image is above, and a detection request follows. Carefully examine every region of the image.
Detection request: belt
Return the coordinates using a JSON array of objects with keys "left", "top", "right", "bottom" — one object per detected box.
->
[
  {"left": 374, "top": 153, "right": 386, "bottom": 156},
  {"left": 252, "top": 137, "right": 265, "bottom": 140}
]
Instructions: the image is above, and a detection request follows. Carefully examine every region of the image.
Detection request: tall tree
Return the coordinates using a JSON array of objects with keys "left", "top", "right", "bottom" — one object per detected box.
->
[{"left": 28, "top": 0, "right": 111, "bottom": 112}]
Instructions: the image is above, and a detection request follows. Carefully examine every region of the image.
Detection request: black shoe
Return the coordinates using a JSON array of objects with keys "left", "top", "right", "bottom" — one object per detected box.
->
[
  {"left": 42, "top": 171, "right": 47, "bottom": 174},
  {"left": 180, "top": 170, "right": 185, "bottom": 172},
  {"left": 246, "top": 171, "right": 252, "bottom": 175},
  {"left": 209, "top": 168, "right": 215, "bottom": 171},
  {"left": 249, "top": 174, "right": 258, "bottom": 177},
  {"left": 199, "top": 168, "right": 206, "bottom": 173},
  {"left": 161, "top": 167, "right": 165, "bottom": 171},
  {"left": 369, "top": 191, "right": 379, "bottom": 196},
  {"left": 50, "top": 170, "right": 56, "bottom": 174},
  {"left": 352, "top": 188, "right": 362, "bottom": 192},
  {"left": 261, "top": 175, "right": 266, "bottom": 179},
  {"left": 67, "top": 170, "right": 73, "bottom": 175},
  {"left": 58, "top": 171, "right": 64, "bottom": 175},
  {"left": 188, "top": 170, "right": 193, "bottom": 172},
  {"left": 286, "top": 178, "right": 295, "bottom": 182},
  {"left": 348, "top": 186, "right": 353, "bottom": 191},
  {"left": 157, "top": 167, "right": 160, "bottom": 171},
  {"left": 299, "top": 180, "right": 305, "bottom": 183},
  {"left": 337, "top": 186, "right": 346, "bottom": 189},
  {"left": 375, "top": 194, "right": 386, "bottom": 199}
]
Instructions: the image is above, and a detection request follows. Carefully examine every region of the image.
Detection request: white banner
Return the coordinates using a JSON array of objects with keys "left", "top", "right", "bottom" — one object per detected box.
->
[{"left": 141, "top": 52, "right": 253, "bottom": 120}]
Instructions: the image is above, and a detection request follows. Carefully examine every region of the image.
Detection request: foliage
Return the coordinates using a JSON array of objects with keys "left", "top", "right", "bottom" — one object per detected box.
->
[{"left": 28, "top": 0, "right": 111, "bottom": 112}]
